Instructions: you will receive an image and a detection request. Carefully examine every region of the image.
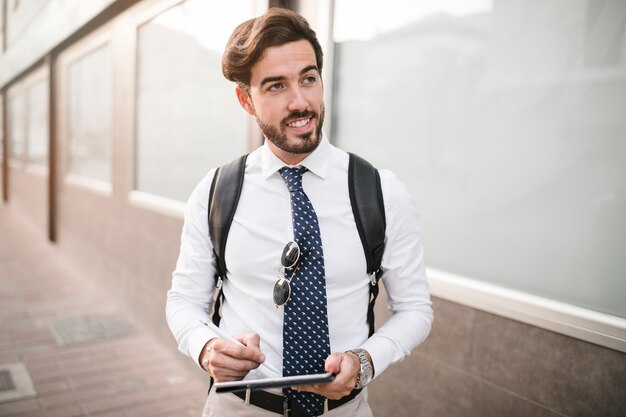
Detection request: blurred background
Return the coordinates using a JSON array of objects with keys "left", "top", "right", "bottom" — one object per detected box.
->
[{"left": 0, "top": 0, "right": 625, "bottom": 416}]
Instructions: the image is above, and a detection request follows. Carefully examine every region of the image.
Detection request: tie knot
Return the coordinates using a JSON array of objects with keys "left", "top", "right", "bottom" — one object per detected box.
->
[{"left": 279, "top": 167, "right": 308, "bottom": 193}]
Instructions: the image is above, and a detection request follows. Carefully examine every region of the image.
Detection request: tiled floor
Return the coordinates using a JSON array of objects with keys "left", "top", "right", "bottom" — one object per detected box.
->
[{"left": 0, "top": 207, "right": 207, "bottom": 417}]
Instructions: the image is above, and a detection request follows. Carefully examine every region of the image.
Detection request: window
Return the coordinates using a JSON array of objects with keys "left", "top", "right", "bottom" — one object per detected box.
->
[
  {"left": 66, "top": 44, "right": 112, "bottom": 184},
  {"left": 7, "top": 93, "right": 25, "bottom": 163},
  {"left": 0, "top": 1, "right": 4, "bottom": 56},
  {"left": 26, "top": 80, "right": 48, "bottom": 168},
  {"left": 135, "top": 0, "right": 255, "bottom": 202},
  {"left": 5, "top": 69, "right": 49, "bottom": 169},
  {"left": 0, "top": 96, "right": 3, "bottom": 185},
  {"left": 332, "top": 0, "right": 626, "bottom": 318},
  {"left": 5, "top": 0, "right": 48, "bottom": 48}
]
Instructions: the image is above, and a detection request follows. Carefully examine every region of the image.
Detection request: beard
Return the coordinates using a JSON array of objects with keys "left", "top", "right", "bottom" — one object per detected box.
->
[{"left": 256, "top": 104, "right": 325, "bottom": 155}]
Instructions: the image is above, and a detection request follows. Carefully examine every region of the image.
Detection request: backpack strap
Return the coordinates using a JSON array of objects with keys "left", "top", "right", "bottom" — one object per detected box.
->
[
  {"left": 208, "top": 154, "right": 248, "bottom": 325},
  {"left": 348, "top": 153, "right": 386, "bottom": 337}
]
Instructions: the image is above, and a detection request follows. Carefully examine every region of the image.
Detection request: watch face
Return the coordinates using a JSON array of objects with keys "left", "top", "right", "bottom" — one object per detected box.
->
[
  {"left": 350, "top": 349, "right": 374, "bottom": 388},
  {"left": 361, "top": 366, "right": 373, "bottom": 385}
]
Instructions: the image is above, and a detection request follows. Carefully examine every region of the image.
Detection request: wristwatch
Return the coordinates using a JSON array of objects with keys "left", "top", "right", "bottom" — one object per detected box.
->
[{"left": 348, "top": 349, "right": 374, "bottom": 389}]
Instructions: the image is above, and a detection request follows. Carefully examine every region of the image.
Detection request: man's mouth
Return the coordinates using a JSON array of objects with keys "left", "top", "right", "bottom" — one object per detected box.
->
[{"left": 287, "top": 118, "right": 311, "bottom": 128}]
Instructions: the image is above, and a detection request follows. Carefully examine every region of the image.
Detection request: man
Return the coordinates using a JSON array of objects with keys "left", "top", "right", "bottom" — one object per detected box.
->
[{"left": 166, "top": 8, "right": 432, "bottom": 417}]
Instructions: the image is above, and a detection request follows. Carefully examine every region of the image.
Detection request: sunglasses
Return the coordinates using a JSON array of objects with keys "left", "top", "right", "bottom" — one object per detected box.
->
[{"left": 273, "top": 241, "right": 301, "bottom": 307}]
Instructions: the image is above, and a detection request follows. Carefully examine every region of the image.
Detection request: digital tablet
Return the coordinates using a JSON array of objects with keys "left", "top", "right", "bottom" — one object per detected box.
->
[{"left": 214, "top": 372, "right": 335, "bottom": 394}]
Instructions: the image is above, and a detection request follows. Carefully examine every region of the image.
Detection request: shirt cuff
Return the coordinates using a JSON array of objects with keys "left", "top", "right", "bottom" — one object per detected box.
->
[
  {"left": 188, "top": 324, "right": 220, "bottom": 370},
  {"left": 360, "top": 337, "right": 395, "bottom": 380}
]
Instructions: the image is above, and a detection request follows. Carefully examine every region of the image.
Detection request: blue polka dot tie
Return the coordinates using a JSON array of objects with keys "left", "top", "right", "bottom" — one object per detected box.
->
[{"left": 279, "top": 167, "right": 331, "bottom": 417}]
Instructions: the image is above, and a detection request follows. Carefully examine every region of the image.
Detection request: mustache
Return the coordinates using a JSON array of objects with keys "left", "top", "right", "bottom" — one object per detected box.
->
[{"left": 282, "top": 110, "right": 317, "bottom": 125}]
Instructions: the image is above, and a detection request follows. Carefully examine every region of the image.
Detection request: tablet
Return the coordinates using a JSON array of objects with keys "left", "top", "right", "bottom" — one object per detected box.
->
[{"left": 214, "top": 372, "right": 335, "bottom": 394}]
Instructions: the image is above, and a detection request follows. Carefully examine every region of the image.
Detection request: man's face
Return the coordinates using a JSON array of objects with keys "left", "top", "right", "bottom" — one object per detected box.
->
[{"left": 236, "top": 40, "right": 325, "bottom": 164}]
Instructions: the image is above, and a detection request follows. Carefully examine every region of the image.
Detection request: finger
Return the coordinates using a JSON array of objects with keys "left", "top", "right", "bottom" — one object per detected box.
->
[
  {"left": 294, "top": 382, "right": 348, "bottom": 400},
  {"left": 340, "top": 352, "right": 360, "bottom": 375},
  {"left": 210, "top": 351, "right": 262, "bottom": 373},
  {"left": 209, "top": 365, "right": 248, "bottom": 382},
  {"left": 325, "top": 353, "right": 354, "bottom": 388},
  {"left": 214, "top": 339, "right": 265, "bottom": 363},
  {"left": 305, "top": 353, "right": 358, "bottom": 400},
  {"left": 238, "top": 333, "right": 261, "bottom": 350},
  {"left": 324, "top": 353, "right": 343, "bottom": 375},
  {"left": 332, "top": 353, "right": 358, "bottom": 386},
  {"left": 316, "top": 384, "right": 353, "bottom": 400},
  {"left": 208, "top": 352, "right": 261, "bottom": 382},
  {"left": 199, "top": 339, "right": 217, "bottom": 371},
  {"left": 291, "top": 384, "right": 319, "bottom": 393}
]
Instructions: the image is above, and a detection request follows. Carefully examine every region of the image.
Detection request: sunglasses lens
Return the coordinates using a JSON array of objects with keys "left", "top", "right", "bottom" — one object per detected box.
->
[
  {"left": 273, "top": 278, "right": 291, "bottom": 307},
  {"left": 275, "top": 242, "right": 299, "bottom": 306},
  {"left": 281, "top": 241, "right": 300, "bottom": 269}
]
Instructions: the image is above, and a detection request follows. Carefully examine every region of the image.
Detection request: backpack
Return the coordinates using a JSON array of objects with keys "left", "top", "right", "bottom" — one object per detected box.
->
[{"left": 207, "top": 153, "right": 386, "bottom": 336}]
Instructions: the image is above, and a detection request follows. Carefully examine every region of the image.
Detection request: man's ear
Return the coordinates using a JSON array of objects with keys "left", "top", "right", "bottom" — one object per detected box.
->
[{"left": 236, "top": 85, "right": 255, "bottom": 116}]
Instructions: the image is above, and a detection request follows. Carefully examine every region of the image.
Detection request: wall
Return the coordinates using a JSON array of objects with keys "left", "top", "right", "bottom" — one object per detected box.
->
[
  {"left": 47, "top": 0, "right": 258, "bottom": 376},
  {"left": 55, "top": 182, "right": 185, "bottom": 346},
  {"left": 368, "top": 293, "right": 626, "bottom": 417},
  {"left": 7, "top": 166, "right": 46, "bottom": 235}
]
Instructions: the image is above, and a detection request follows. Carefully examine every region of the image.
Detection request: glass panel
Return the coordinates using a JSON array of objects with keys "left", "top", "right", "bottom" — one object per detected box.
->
[
  {"left": 0, "top": 2, "right": 4, "bottom": 56},
  {"left": 135, "top": 0, "right": 255, "bottom": 202},
  {"left": 67, "top": 44, "right": 112, "bottom": 183},
  {"left": 26, "top": 80, "right": 48, "bottom": 168},
  {"left": 5, "top": 0, "right": 48, "bottom": 47},
  {"left": 0, "top": 97, "right": 3, "bottom": 168},
  {"left": 8, "top": 93, "right": 25, "bottom": 162},
  {"left": 333, "top": 0, "right": 626, "bottom": 317}
]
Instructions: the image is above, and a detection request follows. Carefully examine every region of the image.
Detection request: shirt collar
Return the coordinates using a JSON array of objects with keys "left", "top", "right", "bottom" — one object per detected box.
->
[{"left": 261, "top": 133, "right": 331, "bottom": 180}]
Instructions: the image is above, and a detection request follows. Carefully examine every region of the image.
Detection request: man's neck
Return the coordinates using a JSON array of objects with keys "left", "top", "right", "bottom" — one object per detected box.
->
[{"left": 266, "top": 141, "right": 312, "bottom": 166}]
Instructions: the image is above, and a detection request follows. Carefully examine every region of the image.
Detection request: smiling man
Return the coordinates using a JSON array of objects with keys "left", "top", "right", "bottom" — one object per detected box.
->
[
  {"left": 166, "top": 8, "right": 432, "bottom": 417},
  {"left": 236, "top": 39, "right": 324, "bottom": 162},
  {"left": 236, "top": 44, "right": 325, "bottom": 164}
]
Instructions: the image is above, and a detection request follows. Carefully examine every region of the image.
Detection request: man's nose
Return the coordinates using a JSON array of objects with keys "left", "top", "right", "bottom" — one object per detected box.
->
[{"left": 287, "top": 87, "right": 309, "bottom": 112}]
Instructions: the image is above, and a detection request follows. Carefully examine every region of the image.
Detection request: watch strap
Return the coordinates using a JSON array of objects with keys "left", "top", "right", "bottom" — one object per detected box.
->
[{"left": 348, "top": 349, "right": 373, "bottom": 389}]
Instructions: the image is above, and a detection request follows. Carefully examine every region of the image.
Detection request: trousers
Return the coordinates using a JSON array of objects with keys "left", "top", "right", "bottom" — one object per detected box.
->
[{"left": 202, "top": 386, "right": 374, "bottom": 417}]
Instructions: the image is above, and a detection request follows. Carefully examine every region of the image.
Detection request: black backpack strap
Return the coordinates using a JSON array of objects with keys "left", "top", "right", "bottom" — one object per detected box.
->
[
  {"left": 207, "top": 154, "right": 248, "bottom": 325},
  {"left": 348, "top": 153, "right": 386, "bottom": 337}
]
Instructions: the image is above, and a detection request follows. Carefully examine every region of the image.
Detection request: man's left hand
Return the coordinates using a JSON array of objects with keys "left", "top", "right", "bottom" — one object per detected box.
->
[{"left": 292, "top": 352, "right": 360, "bottom": 400}]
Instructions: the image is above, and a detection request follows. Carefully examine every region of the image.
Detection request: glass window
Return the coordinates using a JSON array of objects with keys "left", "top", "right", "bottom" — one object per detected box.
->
[
  {"left": 67, "top": 44, "right": 112, "bottom": 183},
  {"left": 0, "top": 97, "right": 3, "bottom": 173},
  {"left": 8, "top": 93, "right": 25, "bottom": 163},
  {"left": 135, "top": 0, "right": 255, "bottom": 202},
  {"left": 5, "top": 0, "right": 48, "bottom": 47},
  {"left": 332, "top": 0, "right": 626, "bottom": 318},
  {"left": 26, "top": 80, "right": 48, "bottom": 168},
  {"left": 0, "top": 1, "right": 4, "bottom": 56}
]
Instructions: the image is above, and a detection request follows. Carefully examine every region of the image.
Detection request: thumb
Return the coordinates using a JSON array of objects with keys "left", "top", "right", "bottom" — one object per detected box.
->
[{"left": 324, "top": 353, "right": 343, "bottom": 374}]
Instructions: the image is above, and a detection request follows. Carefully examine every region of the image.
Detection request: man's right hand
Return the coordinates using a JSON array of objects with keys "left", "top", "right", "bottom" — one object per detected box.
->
[{"left": 199, "top": 333, "right": 266, "bottom": 381}]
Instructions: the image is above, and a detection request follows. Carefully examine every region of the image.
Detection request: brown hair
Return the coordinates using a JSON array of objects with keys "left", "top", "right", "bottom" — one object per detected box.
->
[{"left": 222, "top": 8, "right": 323, "bottom": 88}]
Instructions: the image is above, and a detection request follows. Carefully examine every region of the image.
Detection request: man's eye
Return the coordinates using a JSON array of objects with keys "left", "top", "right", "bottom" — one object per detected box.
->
[
  {"left": 303, "top": 76, "right": 317, "bottom": 84},
  {"left": 268, "top": 83, "right": 283, "bottom": 92}
]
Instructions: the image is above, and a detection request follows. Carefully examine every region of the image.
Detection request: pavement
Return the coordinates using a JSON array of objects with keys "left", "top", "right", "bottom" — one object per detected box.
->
[{"left": 0, "top": 206, "right": 207, "bottom": 417}]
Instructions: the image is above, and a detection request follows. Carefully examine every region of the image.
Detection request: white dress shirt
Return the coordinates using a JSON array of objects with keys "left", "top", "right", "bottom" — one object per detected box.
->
[{"left": 166, "top": 136, "right": 432, "bottom": 381}]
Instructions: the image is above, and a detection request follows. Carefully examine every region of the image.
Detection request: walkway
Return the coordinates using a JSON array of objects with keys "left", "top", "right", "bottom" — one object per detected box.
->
[{"left": 0, "top": 207, "right": 207, "bottom": 417}]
